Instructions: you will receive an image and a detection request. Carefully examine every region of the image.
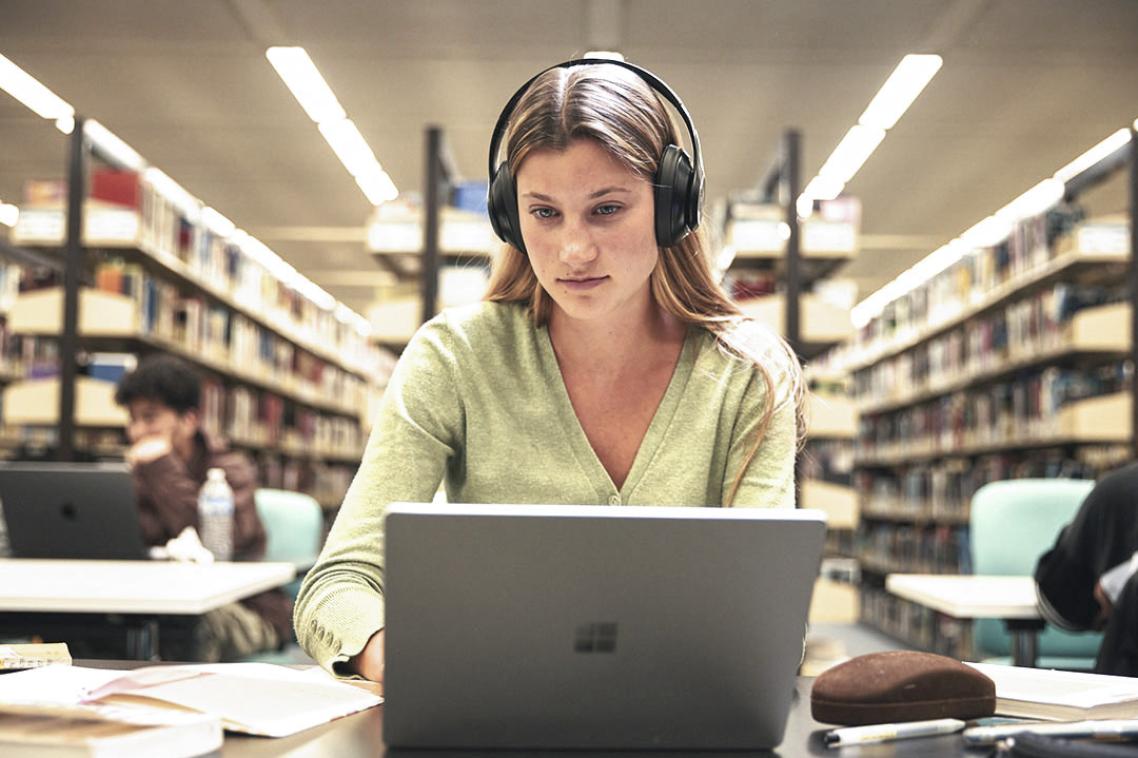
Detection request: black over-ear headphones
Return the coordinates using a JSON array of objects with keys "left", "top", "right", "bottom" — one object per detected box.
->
[{"left": 487, "top": 58, "right": 705, "bottom": 254}]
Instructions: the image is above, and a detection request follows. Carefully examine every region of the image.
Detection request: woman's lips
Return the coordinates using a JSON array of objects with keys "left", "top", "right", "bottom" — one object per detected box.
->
[{"left": 559, "top": 276, "right": 608, "bottom": 291}]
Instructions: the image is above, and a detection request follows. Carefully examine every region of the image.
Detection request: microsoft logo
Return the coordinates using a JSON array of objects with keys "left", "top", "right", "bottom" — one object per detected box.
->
[{"left": 575, "top": 622, "right": 618, "bottom": 653}]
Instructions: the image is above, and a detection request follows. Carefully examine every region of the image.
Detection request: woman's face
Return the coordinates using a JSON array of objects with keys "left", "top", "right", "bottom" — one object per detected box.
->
[{"left": 515, "top": 139, "right": 659, "bottom": 327}]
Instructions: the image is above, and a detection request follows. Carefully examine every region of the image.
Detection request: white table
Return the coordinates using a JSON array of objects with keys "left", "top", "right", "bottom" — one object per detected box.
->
[
  {"left": 886, "top": 574, "right": 1044, "bottom": 666},
  {"left": 0, "top": 559, "right": 295, "bottom": 659}
]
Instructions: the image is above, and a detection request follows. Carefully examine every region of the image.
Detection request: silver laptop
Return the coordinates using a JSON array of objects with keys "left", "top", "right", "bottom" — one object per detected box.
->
[
  {"left": 0, "top": 462, "right": 149, "bottom": 560},
  {"left": 383, "top": 503, "right": 826, "bottom": 750}
]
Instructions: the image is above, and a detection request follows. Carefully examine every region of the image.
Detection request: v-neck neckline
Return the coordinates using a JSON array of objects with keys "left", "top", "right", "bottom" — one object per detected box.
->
[{"left": 538, "top": 322, "right": 698, "bottom": 500}]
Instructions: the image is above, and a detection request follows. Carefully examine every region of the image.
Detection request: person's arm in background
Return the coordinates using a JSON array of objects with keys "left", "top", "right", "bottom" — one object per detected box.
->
[
  {"left": 128, "top": 439, "right": 202, "bottom": 539},
  {"left": 293, "top": 317, "right": 464, "bottom": 682},
  {"left": 721, "top": 366, "right": 798, "bottom": 509},
  {"left": 1035, "top": 472, "right": 1118, "bottom": 631}
]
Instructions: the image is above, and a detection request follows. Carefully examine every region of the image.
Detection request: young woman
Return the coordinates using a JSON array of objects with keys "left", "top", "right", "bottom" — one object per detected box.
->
[{"left": 295, "top": 60, "right": 806, "bottom": 684}]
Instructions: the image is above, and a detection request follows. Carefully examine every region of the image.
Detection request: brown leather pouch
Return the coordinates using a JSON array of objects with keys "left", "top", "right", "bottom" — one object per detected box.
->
[{"left": 811, "top": 650, "right": 996, "bottom": 725}]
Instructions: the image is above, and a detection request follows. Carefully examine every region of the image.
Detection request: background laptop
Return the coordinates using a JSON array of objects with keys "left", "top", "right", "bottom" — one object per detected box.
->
[
  {"left": 383, "top": 503, "right": 826, "bottom": 750},
  {"left": 0, "top": 462, "right": 149, "bottom": 560}
]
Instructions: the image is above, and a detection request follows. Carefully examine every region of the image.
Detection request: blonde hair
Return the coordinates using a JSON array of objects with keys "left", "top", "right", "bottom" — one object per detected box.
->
[{"left": 485, "top": 63, "right": 806, "bottom": 505}]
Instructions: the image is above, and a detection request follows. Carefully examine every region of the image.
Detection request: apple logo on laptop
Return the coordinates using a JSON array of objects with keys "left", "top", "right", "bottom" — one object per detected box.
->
[
  {"left": 60, "top": 502, "right": 78, "bottom": 521},
  {"left": 574, "top": 622, "right": 618, "bottom": 653}
]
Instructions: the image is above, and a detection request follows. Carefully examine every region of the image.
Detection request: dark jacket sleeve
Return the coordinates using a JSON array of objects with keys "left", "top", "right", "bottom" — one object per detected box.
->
[
  {"left": 133, "top": 453, "right": 202, "bottom": 543},
  {"left": 1035, "top": 463, "right": 1138, "bottom": 631}
]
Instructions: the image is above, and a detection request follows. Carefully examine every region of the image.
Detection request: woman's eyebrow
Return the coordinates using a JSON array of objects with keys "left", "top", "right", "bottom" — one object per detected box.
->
[{"left": 522, "top": 187, "right": 631, "bottom": 201}]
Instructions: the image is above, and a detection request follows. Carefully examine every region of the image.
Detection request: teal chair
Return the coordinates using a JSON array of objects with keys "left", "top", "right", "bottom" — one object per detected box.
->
[
  {"left": 254, "top": 488, "right": 324, "bottom": 601},
  {"left": 970, "top": 478, "right": 1102, "bottom": 669}
]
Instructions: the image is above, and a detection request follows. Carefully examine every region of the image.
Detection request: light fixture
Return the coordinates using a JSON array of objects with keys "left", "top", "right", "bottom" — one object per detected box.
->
[
  {"left": 858, "top": 55, "right": 943, "bottom": 131},
  {"left": 201, "top": 207, "right": 236, "bottom": 239},
  {"left": 819, "top": 125, "right": 886, "bottom": 185},
  {"left": 318, "top": 119, "right": 379, "bottom": 175},
  {"left": 265, "top": 47, "right": 346, "bottom": 124},
  {"left": 144, "top": 168, "right": 200, "bottom": 220},
  {"left": 1053, "top": 128, "right": 1131, "bottom": 183},
  {"left": 852, "top": 122, "right": 1131, "bottom": 330},
  {"left": 54, "top": 116, "right": 74, "bottom": 135},
  {"left": 0, "top": 202, "right": 18, "bottom": 228},
  {"left": 84, "top": 120, "right": 145, "bottom": 171},
  {"left": 0, "top": 53, "right": 74, "bottom": 120},
  {"left": 798, "top": 54, "right": 942, "bottom": 215},
  {"left": 355, "top": 171, "right": 399, "bottom": 206},
  {"left": 266, "top": 46, "right": 398, "bottom": 206}
]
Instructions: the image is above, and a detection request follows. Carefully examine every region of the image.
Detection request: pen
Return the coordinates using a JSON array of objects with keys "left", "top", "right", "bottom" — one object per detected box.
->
[
  {"left": 964, "top": 719, "right": 1138, "bottom": 746},
  {"left": 825, "top": 718, "right": 966, "bottom": 747}
]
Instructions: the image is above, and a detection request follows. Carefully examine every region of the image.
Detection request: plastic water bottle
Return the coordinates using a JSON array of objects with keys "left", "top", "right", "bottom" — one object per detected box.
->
[{"left": 198, "top": 467, "right": 235, "bottom": 561}]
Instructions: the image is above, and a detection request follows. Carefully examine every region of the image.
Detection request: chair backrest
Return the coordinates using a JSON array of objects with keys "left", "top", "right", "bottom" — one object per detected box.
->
[
  {"left": 970, "top": 478, "right": 1101, "bottom": 660},
  {"left": 254, "top": 488, "right": 323, "bottom": 567}
]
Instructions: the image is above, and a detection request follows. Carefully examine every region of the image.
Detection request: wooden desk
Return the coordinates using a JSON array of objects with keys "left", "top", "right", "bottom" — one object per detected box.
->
[
  {"left": 886, "top": 574, "right": 1044, "bottom": 666},
  {"left": 0, "top": 559, "right": 295, "bottom": 659},
  {"left": 68, "top": 661, "right": 969, "bottom": 757}
]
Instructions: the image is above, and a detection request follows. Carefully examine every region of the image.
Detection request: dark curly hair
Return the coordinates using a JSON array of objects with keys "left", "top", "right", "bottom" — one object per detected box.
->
[{"left": 114, "top": 354, "right": 201, "bottom": 414}]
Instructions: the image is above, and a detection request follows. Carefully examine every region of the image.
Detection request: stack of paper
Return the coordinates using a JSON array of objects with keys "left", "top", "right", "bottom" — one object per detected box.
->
[
  {"left": 0, "top": 661, "right": 383, "bottom": 751},
  {"left": 967, "top": 663, "right": 1138, "bottom": 721}
]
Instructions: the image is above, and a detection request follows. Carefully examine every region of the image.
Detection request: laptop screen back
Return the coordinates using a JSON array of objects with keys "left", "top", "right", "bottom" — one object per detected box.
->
[
  {"left": 0, "top": 462, "right": 148, "bottom": 560},
  {"left": 382, "top": 503, "right": 825, "bottom": 750}
]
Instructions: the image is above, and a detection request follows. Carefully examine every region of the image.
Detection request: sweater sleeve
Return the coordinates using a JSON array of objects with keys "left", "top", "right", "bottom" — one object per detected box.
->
[
  {"left": 722, "top": 368, "right": 797, "bottom": 509},
  {"left": 293, "top": 316, "right": 465, "bottom": 675}
]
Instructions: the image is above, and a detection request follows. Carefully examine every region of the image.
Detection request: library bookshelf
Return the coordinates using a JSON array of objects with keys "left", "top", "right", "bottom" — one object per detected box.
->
[
  {"left": 0, "top": 116, "right": 393, "bottom": 512},
  {"left": 849, "top": 128, "right": 1137, "bottom": 659}
]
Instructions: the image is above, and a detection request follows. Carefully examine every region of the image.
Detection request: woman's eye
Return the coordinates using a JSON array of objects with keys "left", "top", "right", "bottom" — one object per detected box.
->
[
  {"left": 595, "top": 204, "right": 621, "bottom": 216},
  {"left": 531, "top": 207, "right": 558, "bottom": 219}
]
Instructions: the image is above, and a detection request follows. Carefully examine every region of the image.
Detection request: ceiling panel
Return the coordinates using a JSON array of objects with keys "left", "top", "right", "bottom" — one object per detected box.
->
[{"left": 0, "top": 0, "right": 1134, "bottom": 317}]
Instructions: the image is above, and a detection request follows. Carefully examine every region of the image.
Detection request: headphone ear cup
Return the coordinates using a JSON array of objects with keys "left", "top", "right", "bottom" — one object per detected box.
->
[
  {"left": 489, "top": 162, "right": 526, "bottom": 254},
  {"left": 654, "top": 145, "right": 696, "bottom": 247}
]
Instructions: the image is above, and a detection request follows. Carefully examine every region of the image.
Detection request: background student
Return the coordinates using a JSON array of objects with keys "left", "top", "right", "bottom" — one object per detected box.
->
[
  {"left": 295, "top": 59, "right": 806, "bottom": 686},
  {"left": 116, "top": 354, "right": 293, "bottom": 661}
]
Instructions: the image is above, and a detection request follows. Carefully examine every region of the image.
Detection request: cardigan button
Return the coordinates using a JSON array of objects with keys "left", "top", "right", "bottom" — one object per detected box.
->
[{"left": 608, "top": 495, "right": 621, "bottom": 505}]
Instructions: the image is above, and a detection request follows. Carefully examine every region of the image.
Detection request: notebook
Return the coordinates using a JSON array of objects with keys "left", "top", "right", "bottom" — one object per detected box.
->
[
  {"left": 967, "top": 662, "right": 1138, "bottom": 720},
  {"left": 382, "top": 502, "right": 827, "bottom": 750},
  {"left": 0, "top": 462, "right": 149, "bottom": 560}
]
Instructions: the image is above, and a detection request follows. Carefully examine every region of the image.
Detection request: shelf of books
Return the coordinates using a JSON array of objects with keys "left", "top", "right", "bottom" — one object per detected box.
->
[
  {"left": 1, "top": 168, "right": 397, "bottom": 510},
  {"left": 851, "top": 204, "right": 1134, "bottom": 657}
]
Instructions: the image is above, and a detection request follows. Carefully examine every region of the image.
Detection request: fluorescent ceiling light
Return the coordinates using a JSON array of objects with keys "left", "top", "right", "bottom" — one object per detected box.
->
[
  {"left": 818, "top": 125, "right": 886, "bottom": 184},
  {"left": 201, "top": 207, "right": 236, "bottom": 239},
  {"left": 55, "top": 116, "right": 74, "bottom": 135},
  {"left": 318, "top": 119, "right": 378, "bottom": 176},
  {"left": 0, "top": 203, "right": 18, "bottom": 227},
  {"left": 267, "top": 46, "right": 397, "bottom": 206},
  {"left": 798, "top": 53, "right": 942, "bottom": 216},
  {"left": 995, "top": 178, "right": 1064, "bottom": 225},
  {"left": 0, "top": 53, "right": 74, "bottom": 120},
  {"left": 144, "top": 168, "right": 200, "bottom": 220},
  {"left": 1053, "top": 128, "right": 1131, "bottom": 183},
  {"left": 802, "top": 176, "right": 844, "bottom": 202},
  {"left": 859, "top": 55, "right": 943, "bottom": 131},
  {"left": 265, "top": 47, "right": 346, "bottom": 124},
  {"left": 355, "top": 171, "right": 399, "bottom": 205},
  {"left": 583, "top": 51, "right": 625, "bottom": 61},
  {"left": 84, "top": 120, "right": 145, "bottom": 171}
]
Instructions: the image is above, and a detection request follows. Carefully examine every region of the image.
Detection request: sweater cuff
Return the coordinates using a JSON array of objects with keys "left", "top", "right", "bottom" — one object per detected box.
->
[{"left": 300, "top": 586, "right": 385, "bottom": 680}]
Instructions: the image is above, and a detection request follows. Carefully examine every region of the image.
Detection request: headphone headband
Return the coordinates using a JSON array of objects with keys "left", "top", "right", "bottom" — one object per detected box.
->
[{"left": 486, "top": 58, "right": 703, "bottom": 187}]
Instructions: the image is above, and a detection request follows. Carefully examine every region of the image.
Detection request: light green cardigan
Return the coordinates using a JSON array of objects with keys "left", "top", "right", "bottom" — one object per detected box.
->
[{"left": 295, "top": 301, "right": 797, "bottom": 674}]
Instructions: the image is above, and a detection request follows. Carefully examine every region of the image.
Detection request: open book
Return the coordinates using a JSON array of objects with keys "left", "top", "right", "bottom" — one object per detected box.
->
[
  {"left": 967, "top": 662, "right": 1138, "bottom": 721},
  {"left": 0, "top": 662, "right": 382, "bottom": 738}
]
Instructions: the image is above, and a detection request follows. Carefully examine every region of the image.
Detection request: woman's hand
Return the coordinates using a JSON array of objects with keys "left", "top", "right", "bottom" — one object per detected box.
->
[
  {"left": 350, "top": 628, "right": 385, "bottom": 688},
  {"left": 1093, "top": 581, "right": 1114, "bottom": 629}
]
